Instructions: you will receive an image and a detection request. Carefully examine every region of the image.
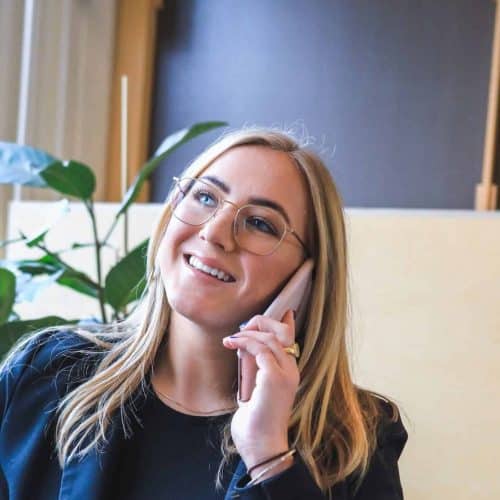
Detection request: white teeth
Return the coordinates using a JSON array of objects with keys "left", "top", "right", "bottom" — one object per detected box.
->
[{"left": 188, "top": 255, "right": 232, "bottom": 282}]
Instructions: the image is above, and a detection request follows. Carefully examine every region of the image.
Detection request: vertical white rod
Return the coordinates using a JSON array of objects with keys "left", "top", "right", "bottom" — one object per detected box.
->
[
  {"left": 14, "top": 0, "right": 36, "bottom": 202},
  {"left": 120, "top": 75, "right": 128, "bottom": 199},
  {"left": 120, "top": 75, "right": 129, "bottom": 315},
  {"left": 55, "top": 0, "right": 72, "bottom": 158}
]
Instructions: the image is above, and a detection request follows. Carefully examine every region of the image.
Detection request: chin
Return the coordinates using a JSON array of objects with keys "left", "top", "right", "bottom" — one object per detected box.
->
[{"left": 166, "top": 291, "right": 240, "bottom": 332}]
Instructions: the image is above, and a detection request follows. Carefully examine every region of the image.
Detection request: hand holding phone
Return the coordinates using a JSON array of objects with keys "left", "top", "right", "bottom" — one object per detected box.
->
[{"left": 237, "top": 259, "right": 314, "bottom": 402}]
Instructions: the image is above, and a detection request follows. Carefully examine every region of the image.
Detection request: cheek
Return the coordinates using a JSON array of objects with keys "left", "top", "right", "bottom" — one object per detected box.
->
[
  {"left": 156, "top": 222, "right": 194, "bottom": 292},
  {"left": 239, "top": 257, "right": 297, "bottom": 316},
  {"left": 157, "top": 221, "right": 192, "bottom": 263}
]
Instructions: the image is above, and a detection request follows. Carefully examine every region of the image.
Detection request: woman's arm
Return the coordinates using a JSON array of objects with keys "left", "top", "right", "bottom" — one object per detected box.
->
[
  {"left": 225, "top": 407, "right": 408, "bottom": 500},
  {"left": 222, "top": 311, "right": 407, "bottom": 499}
]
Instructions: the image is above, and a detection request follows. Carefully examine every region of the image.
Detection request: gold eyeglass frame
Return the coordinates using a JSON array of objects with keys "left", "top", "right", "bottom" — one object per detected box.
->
[{"left": 171, "top": 176, "right": 309, "bottom": 257}]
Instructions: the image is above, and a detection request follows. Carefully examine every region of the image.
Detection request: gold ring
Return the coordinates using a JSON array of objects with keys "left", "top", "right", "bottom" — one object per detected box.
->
[{"left": 283, "top": 342, "right": 300, "bottom": 359}]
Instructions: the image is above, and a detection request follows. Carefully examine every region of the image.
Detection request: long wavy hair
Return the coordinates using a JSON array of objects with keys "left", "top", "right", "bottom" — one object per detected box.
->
[{"left": 3, "top": 127, "right": 398, "bottom": 497}]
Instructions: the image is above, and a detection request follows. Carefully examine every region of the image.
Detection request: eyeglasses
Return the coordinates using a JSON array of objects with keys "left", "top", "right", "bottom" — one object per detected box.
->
[{"left": 170, "top": 176, "right": 308, "bottom": 256}]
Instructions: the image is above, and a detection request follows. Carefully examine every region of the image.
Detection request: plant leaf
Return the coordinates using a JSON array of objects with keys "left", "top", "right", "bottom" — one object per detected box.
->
[
  {"left": 15, "top": 260, "right": 60, "bottom": 275},
  {"left": 0, "top": 142, "right": 57, "bottom": 187},
  {"left": 17, "top": 255, "right": 99, "bottom": 299},
  {"left": 40, "top": 160, "right": 96, "bottom": 200},
  {"left": 104, "top": 239, "right": 149, "bottom": 310},
  {"left": 56, "top": 273, "right": 99, "bottom": 298},
  {"left": 15, "top": 269, "right": 65, "bottom": 303},
  {"left": 0, "top": 316, "right": 78, "bottom": 358},
  {"left": 0, "top": 268, "right": 16, "bottom": 324},
  {"left": 116, "top": 121, "right": 227, "bottom": 217}
]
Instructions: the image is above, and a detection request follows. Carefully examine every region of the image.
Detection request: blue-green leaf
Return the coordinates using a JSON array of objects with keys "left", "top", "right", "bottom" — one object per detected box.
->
[
  {"left": 8, "top": 255, "right": 100, "bottom": 299},
  {"left": 15, "top": 269, "right": 65, "bottom": 302},
  {"left": 0, "top": 142, "right": 58, "bottom": 187}
]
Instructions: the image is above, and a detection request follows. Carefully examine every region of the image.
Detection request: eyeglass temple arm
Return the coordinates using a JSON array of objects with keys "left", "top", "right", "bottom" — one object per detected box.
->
[{"left": 290, "top": 229, "right": 309, "bottom": 257}]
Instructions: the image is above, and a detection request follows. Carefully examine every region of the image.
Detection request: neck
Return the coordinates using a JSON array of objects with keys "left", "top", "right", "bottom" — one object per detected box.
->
[{"left": 152, "top": 311, "right": 239, "bottom": 414}]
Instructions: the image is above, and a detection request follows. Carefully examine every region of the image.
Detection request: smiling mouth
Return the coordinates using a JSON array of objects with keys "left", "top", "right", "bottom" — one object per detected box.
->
[{"left": 184, "top": 254, "right": 236, "bottom": 283}]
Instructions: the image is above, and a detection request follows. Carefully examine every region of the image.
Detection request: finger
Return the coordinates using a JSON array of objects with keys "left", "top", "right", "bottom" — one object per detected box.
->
[
  {"left": 240, "top": 311, "right": 295, "bottom": 346},
  {"left": 223, "top": 333, "right": 292, "bottom": 370},
  {"left": 232, "top": 328, "right": 297, "bottom": 363}
]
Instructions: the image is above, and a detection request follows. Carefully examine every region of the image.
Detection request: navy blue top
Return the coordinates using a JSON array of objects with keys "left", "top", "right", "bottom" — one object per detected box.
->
[{"left": 0, "top": 330, "right": 408, "bottom": 499}]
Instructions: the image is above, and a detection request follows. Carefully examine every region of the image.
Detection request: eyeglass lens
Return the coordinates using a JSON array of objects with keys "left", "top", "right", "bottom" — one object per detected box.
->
[{"left": 172, "top": 178, "right": 287, "bottom": 255}]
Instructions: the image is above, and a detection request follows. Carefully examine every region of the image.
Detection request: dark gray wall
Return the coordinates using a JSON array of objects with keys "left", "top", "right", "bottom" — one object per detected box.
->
[{"left": 150, "top": 0, "right": 495, "bottom": 208}]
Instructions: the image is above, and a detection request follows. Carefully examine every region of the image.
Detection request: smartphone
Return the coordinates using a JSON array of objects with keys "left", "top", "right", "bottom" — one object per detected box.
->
[{"left": 237, "top": 258, "right": 314, "bottom": 402}]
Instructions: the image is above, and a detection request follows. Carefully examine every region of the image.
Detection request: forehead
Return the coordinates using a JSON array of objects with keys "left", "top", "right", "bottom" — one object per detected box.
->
[{"left": 201, "top": 145, "right": 309, "bottom": 230}]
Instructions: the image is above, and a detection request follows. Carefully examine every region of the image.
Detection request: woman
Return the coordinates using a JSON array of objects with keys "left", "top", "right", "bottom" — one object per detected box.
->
[{"left": 0, "top": 128, "right": 407, "bottom": 499}]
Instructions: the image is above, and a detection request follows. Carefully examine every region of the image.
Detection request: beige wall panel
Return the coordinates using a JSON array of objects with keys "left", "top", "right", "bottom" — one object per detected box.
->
[{"left": 345, "top": 209, "right": 500, "bottom": 500}]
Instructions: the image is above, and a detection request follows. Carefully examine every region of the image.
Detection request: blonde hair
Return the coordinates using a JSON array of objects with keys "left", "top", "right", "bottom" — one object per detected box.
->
[{"left": 3, "top": 127, "right": 399, "bottom": 496}]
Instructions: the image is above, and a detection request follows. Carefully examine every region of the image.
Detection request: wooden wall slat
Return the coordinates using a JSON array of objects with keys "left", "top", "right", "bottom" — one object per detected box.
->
[
  {"left": 476, "top": 0, "right": 500, "bottom": 210},
  {"left": 105, "top": 0, "right": 164, "bottom": 202}
]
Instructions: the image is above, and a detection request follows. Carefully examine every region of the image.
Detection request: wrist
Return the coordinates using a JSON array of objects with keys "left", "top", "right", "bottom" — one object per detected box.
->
[
  {"left": 249, "top": 454, "right": 295, "bottom": 484},
  {"left": 240, "top": 441, "right": 289, "bottom": 472}
]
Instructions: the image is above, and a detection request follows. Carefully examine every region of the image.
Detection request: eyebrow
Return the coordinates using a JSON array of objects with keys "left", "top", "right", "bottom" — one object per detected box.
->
[
  {"left": 202, "top": 175, "right": 230, "bottom": 193},
  {"left": 201, "top": 175, "right": 291, "bottom": 225}
]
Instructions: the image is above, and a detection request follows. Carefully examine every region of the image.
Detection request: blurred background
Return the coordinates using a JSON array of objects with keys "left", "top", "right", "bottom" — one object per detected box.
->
[{"left": 0, "top": 1, "right": 499, "bottom": 499}]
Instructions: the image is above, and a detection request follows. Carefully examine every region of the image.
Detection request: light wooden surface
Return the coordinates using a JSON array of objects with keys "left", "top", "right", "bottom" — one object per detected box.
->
[
  {"left": 476, "top": 1, "right": 500, "bottom": 210},
  {"left": 105, "top": 0, "right": 164, "bottom": 203}
]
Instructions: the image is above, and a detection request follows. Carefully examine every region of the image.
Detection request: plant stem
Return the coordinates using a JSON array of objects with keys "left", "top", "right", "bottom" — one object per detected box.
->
[
  {"left": 102, "top": 215, "right": 120, "bottom": 247},
  {"left": 0, "top": 236, "right": 25, "bottom": 248},
  {"left": 85, "top": 199, "right": 108, "bottom": 324},
  {"left": 56, "top": 241, "right": 118, "bottom": 255},
  {"left": 35, "top": 243, "right": 100, "bottom": 289}
]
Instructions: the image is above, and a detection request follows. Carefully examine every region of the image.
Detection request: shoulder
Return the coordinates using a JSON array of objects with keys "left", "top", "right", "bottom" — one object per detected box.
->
[
  {"left": 346, "top": 394, "right": 408, "bottom": 498},
  {"left": 2, "top": 328, "right": 100, "bottom": 377},
  {"left": 357, "top": 389, "right": 408, "bottom": 458},
  {"left": 374, "top": 397, "right": 408, "bottom": 458},
  {"left": 0, "top": 329, "right": 103, "bottom": 420}
]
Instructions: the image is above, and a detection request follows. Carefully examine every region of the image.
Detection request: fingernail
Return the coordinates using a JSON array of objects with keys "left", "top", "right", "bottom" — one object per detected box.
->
[
  {"left": 229, "top": 334, "right": 239, "bottom": 338},
  {"left": 222, "top": 338, "right": 235, "bottom": 347},
  {"left": 239, "top": 321, "right": 249, "bottom": 330}
]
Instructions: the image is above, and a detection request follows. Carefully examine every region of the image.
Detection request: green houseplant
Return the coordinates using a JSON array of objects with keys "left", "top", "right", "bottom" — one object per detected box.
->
[{"left": 0, "top": 121, "right": 226, "bottom": 357}]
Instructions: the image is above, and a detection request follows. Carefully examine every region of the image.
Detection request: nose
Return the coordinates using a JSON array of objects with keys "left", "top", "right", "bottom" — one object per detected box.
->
[{"left": 198, "top": 203, "right": 237, "bottom": 252}]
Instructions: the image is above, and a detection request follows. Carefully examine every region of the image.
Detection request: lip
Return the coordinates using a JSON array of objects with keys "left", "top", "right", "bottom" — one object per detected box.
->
[{"left": 183, "top": 253, "right": 236, "bottom": 282}]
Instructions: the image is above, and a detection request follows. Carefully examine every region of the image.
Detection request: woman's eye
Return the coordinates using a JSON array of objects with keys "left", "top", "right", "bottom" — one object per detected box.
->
[
  {"left": 194, "top": 190, "right": 217, "bottom": 206},
  {"left": 246, "top": 217, "right": 278, "bottom": 236}
]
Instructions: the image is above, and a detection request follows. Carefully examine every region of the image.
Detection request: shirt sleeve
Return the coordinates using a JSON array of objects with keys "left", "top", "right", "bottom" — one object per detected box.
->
[
  {"left": 225, "top": 404, "right": 408, "bottom": 500},
  {"left": 225, "top": 454, "right": 325, "bottom": 500}
]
